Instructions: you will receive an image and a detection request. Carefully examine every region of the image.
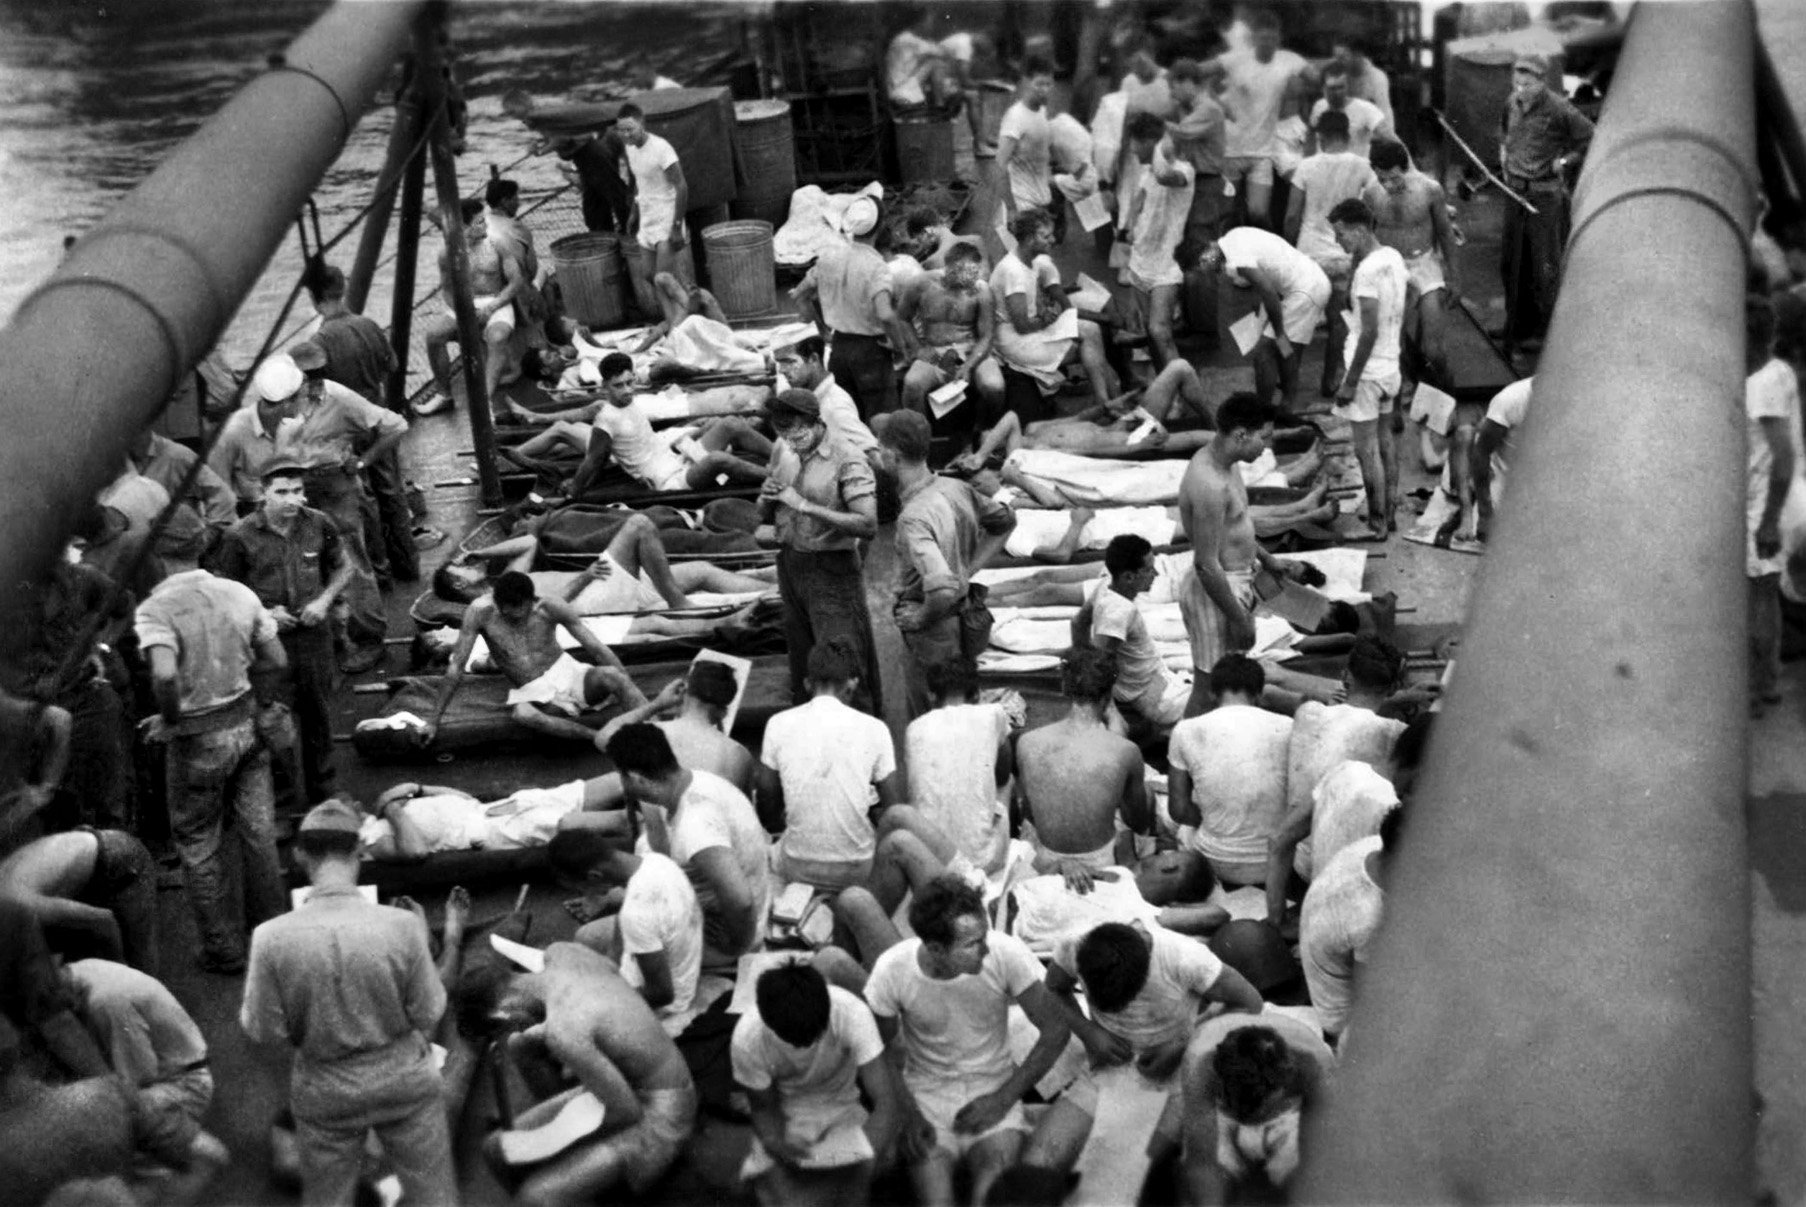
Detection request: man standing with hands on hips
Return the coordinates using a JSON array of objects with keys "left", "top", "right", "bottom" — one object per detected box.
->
[
  {"left": 620, "top": 103, "right": 690, "bottom": 320},
  {"left": 761, "top": 388, "right": 884, "bottom": 713}
]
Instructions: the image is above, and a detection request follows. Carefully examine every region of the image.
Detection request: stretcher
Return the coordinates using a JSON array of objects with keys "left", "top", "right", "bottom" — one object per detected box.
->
[{"left": 349, "top": 654, "right": 792, "bottom": 762}]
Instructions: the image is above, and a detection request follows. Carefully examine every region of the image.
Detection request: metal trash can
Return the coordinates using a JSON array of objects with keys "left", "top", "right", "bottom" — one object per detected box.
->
[{"left": 702, "top": 220, "right": 777, "bottom": 319}]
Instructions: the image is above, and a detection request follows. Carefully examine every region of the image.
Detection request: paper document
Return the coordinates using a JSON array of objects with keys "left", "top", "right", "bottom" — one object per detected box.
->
[
  {"left": 1229, "top": 309, "right": 1267, "bottom": 357},
  {"left": 1125, "top": 407, "right": 1162, "bottom": 447},
  {"left": 491, "top": 933, "right": 547, "bottom": 974},
  {"left": 1069, "top": 273, "right": 1112, "bottom": 314},
  {"left": 928, "top": 379, "right": 968, "bottom": 418},
  {"left": 1073, "top": 191, "right": 1111, "bottom": 232}
]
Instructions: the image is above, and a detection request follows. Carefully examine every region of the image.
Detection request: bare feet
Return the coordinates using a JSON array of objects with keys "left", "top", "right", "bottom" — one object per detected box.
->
[
  {"left": 394, "top": 895, "right": 429, "bottom": 934},
  {"left": 442, "top": 886, "right": 471, "bottom": 949},
  {"left": 1301, "top": 480, "right": 1329, "bottom": 509},
  {"left": 562, "top": 886, "right": 625, "bottom": 924},
  {"left": 1284, "top": 446, "right": 1324, "bottom": 487},
  {"left": 1068, "top": 505, "right": 1096, "bottom": 534}
]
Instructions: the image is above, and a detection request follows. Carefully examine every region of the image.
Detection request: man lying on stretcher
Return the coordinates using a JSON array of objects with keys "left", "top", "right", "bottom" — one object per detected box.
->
[{"left": 503, "top": 352, "right": 773, "bottom": 496}]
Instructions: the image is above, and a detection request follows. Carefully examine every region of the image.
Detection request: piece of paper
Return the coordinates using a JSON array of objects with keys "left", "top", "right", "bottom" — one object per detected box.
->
[
  {"left": 994, "top": 204, "right": 1017, "bottom": 255},
  {"left": 928, "top": 379, "right": 968, "bottom": 418},
  {"left": 498, "top": 1091, "right": 606, "bottom": 1166},
  {"left": 1074, "top": 190, "right": 1111, "bottom": 232},
  {"left": 1069, "top": 272, "right": 1112, "bottom": 314},
  {"left": 491, "top": 933, "right": 547, "bottom": 974},
  {"left": 691, "top": 649, "right": 752, "bottom": 735},
  {"left": 1252, "top": 569, "right": 1334, "bottom": 632},
  {"left": 1125, "top": 406, "right": 1161, "bottom": 447},
  {"left": 1229, "top": 309, "right": 1267, "bottom": 357}
]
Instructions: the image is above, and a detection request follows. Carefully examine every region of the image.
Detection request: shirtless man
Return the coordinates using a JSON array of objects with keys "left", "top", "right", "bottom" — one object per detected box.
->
[
  {"left": 898, "top": 242, "right": 1005, "bottom": 427},
  {"left": 1177, "top": 392, "right": 1318, "bottom": 717},
  {"left": 427, "top": 570, "right": 647, "bottom": 744},
  {"left": 419, "top": 197, "right": 526, "bottom": 417},
  {"left": 0, "top": 830, "right": 159, "bottom": 974},
  {"left": 1014, "top": 649, "right": 1150, "bottom": 886},
  {"left": 951, "top": 359, "right": 1218, "bottom": 468},
  {"left": 463, "top": 941, "right": 698, "bottom": 1205},
  {"left": 1363, "top": 139, "right": 1461, "bottom": 403}
]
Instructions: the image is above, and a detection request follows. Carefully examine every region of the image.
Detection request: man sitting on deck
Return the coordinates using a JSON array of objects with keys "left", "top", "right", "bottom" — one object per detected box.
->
[
  {"left": 417, "top": 197, "right": 526, "bottom": 418},
  {"left": 606, "top": 723, "right": 772, "bottom": 963},
  {"left": 426, "top": 570, "right": 648, "bottom": 745},
  {"left": 1015, "top": 649, "right": 1151, "bottom": 886},
  {"left": 1074, "top": 534, "right": 1193, "bottom": 736},
  {"left": 990, "top": 209, "right": 1118, "bottom": 412},
  {"left": 897, "top": 242, "right": 1006, "bottom": 429}
]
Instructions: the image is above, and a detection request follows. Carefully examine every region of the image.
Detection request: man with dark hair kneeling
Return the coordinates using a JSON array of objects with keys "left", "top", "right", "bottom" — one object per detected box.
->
[
  {"left": 730, "top": 961, "right": 905, "bottom": 1206},
  {"left": 239, "top": 801, "right": 454, "bottom": 1205}
]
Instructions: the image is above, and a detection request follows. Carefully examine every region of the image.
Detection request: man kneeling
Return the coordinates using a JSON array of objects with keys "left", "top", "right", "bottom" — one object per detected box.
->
[{"left": 458, "top": 941, "right": 698, "bottom": 1206}]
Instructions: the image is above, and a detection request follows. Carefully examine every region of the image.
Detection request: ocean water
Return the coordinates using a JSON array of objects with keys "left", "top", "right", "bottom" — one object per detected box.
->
[{"left": 0, "top": 0, "right": 745, "bottom": 365}]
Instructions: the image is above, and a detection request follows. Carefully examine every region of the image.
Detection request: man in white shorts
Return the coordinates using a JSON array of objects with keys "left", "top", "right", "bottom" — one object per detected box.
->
[
  {"left": 1328, "top": 197, "right": 1408, "bottom": 540},
  {"left": 1213, "top": 9, "right": 1311, "bottom": 230},
  {"left": 1283, "top": 109, "right": 1377, "bottom": 396},
  {"left": 1201, "top": 226, "right": 1330, "bottom": 414},
  {"left": 619, "top": 102, "right": 689, "bottom": 316},
  {"left": 1121, "top": 112, "right": 1196, "bottom": 369},
  {"left": 426, "top": 570, "right": 648, "bottom": 745},
  {"left": 419, "top": 197, "right": 525, "bottom": 418},
  {"left": 565, "top": 352, "right": 771, "bottom": 497},
  {"left": 864, "top": 875, "right": 1072, "bottom": 1207}
]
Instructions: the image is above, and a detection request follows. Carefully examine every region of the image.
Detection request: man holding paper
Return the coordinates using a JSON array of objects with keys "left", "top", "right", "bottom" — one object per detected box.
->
[
  {"left": 897, "top": 242, "right": 1004, "bottom": 435},
  {"left": 1198, "top": 227, "right": 1330, "bottom": 415}
]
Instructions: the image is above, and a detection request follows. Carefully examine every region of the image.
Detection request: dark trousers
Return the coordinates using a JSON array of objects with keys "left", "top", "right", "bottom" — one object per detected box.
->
[
  {"left": 900, "top": 585, "right": 994, "bottom": 718},
  {"left": 1501, "top": 183, "right": 1569, "bottom": 343},
  {"left": 777, "top": 547, "right": 883, "bottom": 713},
  {"left": 828, "top": 332, "right": 896, "bottom": 421},
  {"left": 60, "top": 828, "right": 161, "bottom": 976},
  {"left": 280, "top": 627, "right": 339, "bottom": 805},
  {"left": 302, "top": 468, "right": 387, "bottom": 649},
  {"left": 52, "top": 678, "right": 129, "bottom": 831},
  {"left": 363, "top": 451, "right": 419, "bottom": 584}
]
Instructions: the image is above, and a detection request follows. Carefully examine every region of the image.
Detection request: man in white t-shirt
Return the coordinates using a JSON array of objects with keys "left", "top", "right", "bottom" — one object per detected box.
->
[
  {"left": 618, "top": 102, "right": 689, "bottom": 299},
  {"left": 1266, "top": 649, "right": 1417, "bottom": 933},
  {"left": 1329, "top": 197, "right": 1409, "bottom": 540},
  {"left": 1746, "top": 295, "right": 1799, "bottom": 715},
  {"left": 996, "top": 56, "right": 1056, "bottom": 225},
  {"left": 1283, "top": 110, "right": 1377, "bottom": 397},
  {"left": 1121, "top": 112, "right": 1196, "bottom": 369},
  {"left": 1075, "top": 534, "right": 1189, "bottom": 734},
  {"left": 1202, "top": 226, "right": 1330, "bottom": 413},
  {"left": 1309, "top": 65, "right": 1392, "bottom": 159},
  {"left": 546, "top": 827, "right": 704, "bottom": 1027},
  {"left": 1046, "top": 920, "right": 1262, "bottom": 1081},
  {"left": 990, "top": 210, "right": 1117, "bottom": 409},
  {"left": 732, "top": 960, "right": 905, "bottom": 1205},
  {"left": 758, "top": 639, "right": 901, "bottom": 890},
  {"left": 606, "top": 723, "right": 771, "bottom": 962},
  {"left": 905, "top": 660, "right": 1014, "bottom": 876},
  {"left": 567, "top": 351, "right": 771, "bottom": 497},
  {"left": 864, "top": 876, "right": 1072, "bottom": 1207},
  {"left": 1301, "top": 806, "right": 1402, "bottom": 1040},
  {"left": 1167, "top": 654, "right": 1293, "bottom": 887},
  {"left": 1461, "top": 375, "right": 1532, "bottom": 544},
  {"left": 1213, "top": 11, "right": 1311, "bottom": 229}
]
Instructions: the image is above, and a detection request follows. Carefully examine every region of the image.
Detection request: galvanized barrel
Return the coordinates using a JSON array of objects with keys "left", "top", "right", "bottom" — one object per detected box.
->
[{"left": 702, "top": 220, "right": 777, "bottom": 319}]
